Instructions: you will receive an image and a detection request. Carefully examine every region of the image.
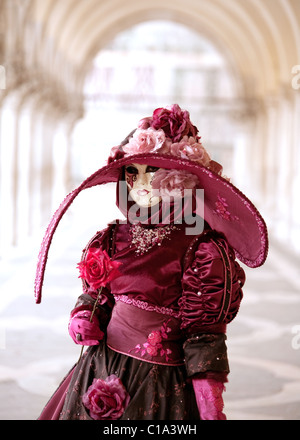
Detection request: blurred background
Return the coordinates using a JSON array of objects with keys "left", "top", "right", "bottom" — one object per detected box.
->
[{"left": 0, "top": 0, "right": 299, "bottom": 420}]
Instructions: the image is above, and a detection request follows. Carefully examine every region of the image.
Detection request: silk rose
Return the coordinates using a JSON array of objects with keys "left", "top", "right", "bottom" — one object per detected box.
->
[
  {"left": 77, "top": 247, "right": 122, "bottom": 291},
  {"left": 83, "top": 375, "right": 130, "bottom": 420},
  {"left": 122, "top": 127, "right": 165, "bottom": 155},
  {"left": 148, "top": 104, "right": 198, "bottom": 142},
  {"left": 152, "top": 169, "right": 199, "bottom": 200}
]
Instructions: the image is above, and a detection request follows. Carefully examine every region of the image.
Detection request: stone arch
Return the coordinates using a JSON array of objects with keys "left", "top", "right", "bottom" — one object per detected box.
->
[
  {"left": 1, "top": 0, "right": 300, "bottom": 253},
  {"left": 33, "top": 0, "right": 299, "bottom": 98}
]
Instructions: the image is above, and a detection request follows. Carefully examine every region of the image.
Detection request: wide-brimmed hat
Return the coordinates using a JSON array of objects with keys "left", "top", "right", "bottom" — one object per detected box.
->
[{"left": 34, "top": 105, "right": 268, "bottom": 304}]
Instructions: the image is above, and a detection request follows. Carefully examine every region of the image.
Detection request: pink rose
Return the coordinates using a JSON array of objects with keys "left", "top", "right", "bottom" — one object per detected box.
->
[
  {"left": 77, "top": 247, "right": 122, "bottom": 291},
  {"left": 150, "top": 104, "right": 198, "bottom": 142},
  {"left": 145, "top": 343, "right": 158, "bottom": 356},
  {"left": 147, "top": 330, "right": 162, "bottom": 346},
  {"left": 170, "top": 136, "right": 211, "bottom": 166},
  {"left": 130, "top": 322, "right": 173, "bottom": 362},
  {"left": 122, "top": 128, "right": 165, "bottom": 155},
  {"left": 152, "top": 169, "right": 199, "bottom": 200},
  {"left": 137, "top": 117, "right": 152, "bottom": 129},
  {"left": 82, "top": 375, "right": 130, "bottom": 420}
]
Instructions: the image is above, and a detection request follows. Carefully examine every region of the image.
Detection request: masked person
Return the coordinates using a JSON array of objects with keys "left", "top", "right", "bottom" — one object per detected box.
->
[{"left": 36, "top": 105, "right": 268, "bottom": 420}]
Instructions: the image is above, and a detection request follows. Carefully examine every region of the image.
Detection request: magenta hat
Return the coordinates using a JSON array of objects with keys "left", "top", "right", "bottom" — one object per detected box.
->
[{"left": 34, "top": 105, "right": 268, "bottom": 304}]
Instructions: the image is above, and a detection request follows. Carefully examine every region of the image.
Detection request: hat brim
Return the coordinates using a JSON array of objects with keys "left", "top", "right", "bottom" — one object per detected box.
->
[{"left": 34, "top": 153, "right": 268, "bottom": 303}]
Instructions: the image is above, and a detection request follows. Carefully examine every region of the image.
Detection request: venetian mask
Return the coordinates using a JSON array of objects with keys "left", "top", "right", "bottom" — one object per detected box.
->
[{"left": 125, "top": 163, "right": 161, "bottom": 208}]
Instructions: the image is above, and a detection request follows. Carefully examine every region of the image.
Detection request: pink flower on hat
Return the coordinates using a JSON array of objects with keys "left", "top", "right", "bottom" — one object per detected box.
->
[
  {"left": 152, "top": 169, "right": 199, "bottom": 200},
  {"left": 122, "top": 128, "right": 165, "bottom": 155},
  {"left": 150, "top": 104, "right": 198, "bottom": 142},
  {"left": 169, "top": 136, "right": 211, "bottom": 166}
]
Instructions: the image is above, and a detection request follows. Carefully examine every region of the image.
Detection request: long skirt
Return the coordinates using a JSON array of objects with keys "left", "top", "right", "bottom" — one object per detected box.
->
[{"left": 39, "top": 339, "right": 199, "bottom": 420}]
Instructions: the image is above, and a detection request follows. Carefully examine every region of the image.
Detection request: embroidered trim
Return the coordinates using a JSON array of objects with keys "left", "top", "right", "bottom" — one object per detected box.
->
[
  {"left": 213, "top": 194, "right": 239, "bottom": 222},
  {"left": 129, "top": 320, "right": 173, "bottom": 363},
  {"left": 114, "top": 295, "right": 181, "bottom": 318},
  {"left": 129, "top": 223, "right": 178, "bottom": 255},
  {"left": 107, "top": 343, "right": 184, "bottom": 366}
]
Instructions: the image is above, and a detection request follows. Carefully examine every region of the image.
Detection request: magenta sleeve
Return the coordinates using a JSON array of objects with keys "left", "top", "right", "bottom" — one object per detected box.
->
[{"left": 180, "top": 234, "right": 245, "bottom": 336}]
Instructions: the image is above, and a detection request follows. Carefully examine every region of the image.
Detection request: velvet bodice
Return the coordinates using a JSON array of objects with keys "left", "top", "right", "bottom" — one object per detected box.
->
[
  {"left": 74, "top": 220, "right": 244, "bottom": 369},
  {"left": 109, "top": 222, "right": 194, "bottom": 310}
]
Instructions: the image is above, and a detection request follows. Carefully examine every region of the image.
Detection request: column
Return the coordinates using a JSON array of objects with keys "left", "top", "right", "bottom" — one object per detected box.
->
[
  {"left": 290, "top": 92, "right": 300, "bottom": 253},
  {"left": 0, "top": 92, "right": 19, "bottom": 255}
]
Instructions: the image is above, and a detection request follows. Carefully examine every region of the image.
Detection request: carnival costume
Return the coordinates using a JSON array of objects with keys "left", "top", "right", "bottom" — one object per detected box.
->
[{"left": 35, "top": 105, "right": 268, "bottom": 420}]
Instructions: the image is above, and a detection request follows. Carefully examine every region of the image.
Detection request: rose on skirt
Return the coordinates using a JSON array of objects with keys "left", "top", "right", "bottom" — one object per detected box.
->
[{"left": 82, "top": 375, "right": 130, "bottom": 420}]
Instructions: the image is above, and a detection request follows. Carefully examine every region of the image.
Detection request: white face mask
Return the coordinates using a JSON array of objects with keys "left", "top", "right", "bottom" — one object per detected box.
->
[{"left": 125, "top": 163, "right": 161, "bottom": 208}]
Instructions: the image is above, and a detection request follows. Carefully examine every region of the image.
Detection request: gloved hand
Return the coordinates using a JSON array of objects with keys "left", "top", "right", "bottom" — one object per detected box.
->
[
  {"left": 192, "top": 378, "right": 226, "bottom": 420},
  {"left": 68, "top": 310, "right": 104, "bottom": 345}
]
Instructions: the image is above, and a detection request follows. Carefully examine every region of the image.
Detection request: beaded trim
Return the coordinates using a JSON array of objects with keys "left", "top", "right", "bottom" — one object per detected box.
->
[
  {"left": 114, "top": 295, "right": 181, "bottom": 319},
  {"left": 129, "top": 223, "right": 178, "bottom": 255}
]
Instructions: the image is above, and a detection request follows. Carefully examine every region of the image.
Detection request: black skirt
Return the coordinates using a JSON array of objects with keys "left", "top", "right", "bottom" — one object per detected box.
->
[{"left": 59, "top": 339, "right": 199, "bottom": 420}]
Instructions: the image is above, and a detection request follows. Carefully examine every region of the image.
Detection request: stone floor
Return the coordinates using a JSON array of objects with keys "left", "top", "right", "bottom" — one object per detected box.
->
[{"left": 0, "top": 205, "right": 300, "bottom": 420}]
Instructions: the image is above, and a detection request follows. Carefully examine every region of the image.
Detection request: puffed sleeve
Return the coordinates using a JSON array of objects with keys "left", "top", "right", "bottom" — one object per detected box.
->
[
  {"left": 179, "top": 231, "right": 245, "bottom": 378},
  {"left": 70, "top": 225, "right": 116, "bottom": 332}
]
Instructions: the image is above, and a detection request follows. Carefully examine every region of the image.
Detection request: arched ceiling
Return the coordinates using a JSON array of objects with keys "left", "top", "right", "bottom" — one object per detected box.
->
[{"left": 28, "top": 0, "right": 300, "bottom": 98}]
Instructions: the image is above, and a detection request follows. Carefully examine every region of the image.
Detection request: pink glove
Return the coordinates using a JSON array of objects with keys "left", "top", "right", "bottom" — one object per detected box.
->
[
  {"left": 192, "top": 378, "right": 226, "bottom": 420},
  {"left": 68, "top": 310, "right": 104, "bottom": 345}
]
